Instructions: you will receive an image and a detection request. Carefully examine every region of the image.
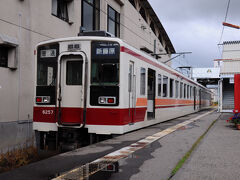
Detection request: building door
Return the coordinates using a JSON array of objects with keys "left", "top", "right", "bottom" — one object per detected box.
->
[
  {"left": 59, "top": 54, "right": 85, "bottom": 125},
  {"left": 128, "top": 61, "right": 136, "bottom": 124},
  {"left": 147, "top": 69, "right": 156, "bottom": 119}
]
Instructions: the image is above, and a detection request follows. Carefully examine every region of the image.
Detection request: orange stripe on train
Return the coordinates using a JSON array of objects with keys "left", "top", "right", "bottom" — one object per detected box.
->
[
  {"left": 136, "top": 98, "right": 197, "bottom": 107},
  {"left": 136, "top": 98, "right": 148, "bottom": 106}
]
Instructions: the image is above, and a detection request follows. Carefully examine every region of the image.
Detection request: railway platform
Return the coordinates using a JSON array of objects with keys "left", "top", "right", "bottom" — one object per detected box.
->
[{"left": 0, "top": 109, "right": 238, "bottom": 180}]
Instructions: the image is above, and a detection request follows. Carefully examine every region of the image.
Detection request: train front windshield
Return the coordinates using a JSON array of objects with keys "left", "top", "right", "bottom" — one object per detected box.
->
[
  {"left": 36, "top": 43, "right": 59, "bottom": 105},
  {"left": 91, "top": 62, "right": 119, "bottom": 85},
  {"left": 37, "top": 60, "right": 57, "bottom": 86},
  {"left": 90, "top": 41, "right": 120, "bottom": 106}
]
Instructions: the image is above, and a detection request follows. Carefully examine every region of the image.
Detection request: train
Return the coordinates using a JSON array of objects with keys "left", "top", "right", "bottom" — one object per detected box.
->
[{"left": 33, "top": 31, "right": 212, "bottom": 150}]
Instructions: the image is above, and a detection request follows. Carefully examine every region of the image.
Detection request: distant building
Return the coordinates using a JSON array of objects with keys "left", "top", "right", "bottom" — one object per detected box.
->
[
  {"left": 0, "top": 0, "right": 175, "bottom": 152},
  {"left": 216, "top": 41, "right": 240, "bottom": 112},
  {"left": 192, "top": 68, "right": 220, "bottom": 104}
]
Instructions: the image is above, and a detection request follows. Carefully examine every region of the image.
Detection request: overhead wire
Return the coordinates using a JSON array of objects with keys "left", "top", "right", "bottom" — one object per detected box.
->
[{"left": 218, "top": 0, "right": 231, "bottom": 44}]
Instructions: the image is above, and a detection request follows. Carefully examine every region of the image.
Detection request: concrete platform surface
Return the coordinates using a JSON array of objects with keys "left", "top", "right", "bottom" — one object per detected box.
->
[{"left": 173, "top": 113, "right": 240, "bottom": 180}]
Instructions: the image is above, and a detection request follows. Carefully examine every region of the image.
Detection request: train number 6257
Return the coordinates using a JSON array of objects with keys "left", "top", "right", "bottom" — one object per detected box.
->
[{"left": 42, "top": 110, "right": 54, "bottom": 115}]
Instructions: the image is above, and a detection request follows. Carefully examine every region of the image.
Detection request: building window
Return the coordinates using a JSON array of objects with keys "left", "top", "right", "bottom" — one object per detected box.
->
[
  {"left": 140, "top": 7, "right": 147, "bottom": 22},
  {"left": 158, "top": 74, "right": 162, "bottom": 96},
  {"left": 52, "top": 0, "right": 70, "bottom": 22},
  {"left": 107, "top": 6, "right": 120, "bottom": 37},
  {"left": 82, "top": 0, "right": 100, "bottom": 31},
  {"left": 140, "top": 68, "right": 146, "bottom": 95},
  {"left": 150, "top": 22, "right": 155, "bottom": 34},
  {"left": 0, "top": 46, "right": 8, "bottom": 68},
  {"left": 163, "top": 76, "right": 168, "bottom": 97}
]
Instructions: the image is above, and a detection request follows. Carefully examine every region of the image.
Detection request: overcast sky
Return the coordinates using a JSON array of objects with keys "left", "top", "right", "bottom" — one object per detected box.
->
[{"left": 148, "top": 0, "right": 240, "bottom": 69}]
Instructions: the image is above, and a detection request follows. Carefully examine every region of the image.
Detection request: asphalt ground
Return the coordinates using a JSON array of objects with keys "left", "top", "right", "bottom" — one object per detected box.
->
[{"left": 0, "top": 108, "right": 219, "bottom": 180}]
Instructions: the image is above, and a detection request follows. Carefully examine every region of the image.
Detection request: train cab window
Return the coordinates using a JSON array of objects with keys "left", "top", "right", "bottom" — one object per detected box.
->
[
  {"left": 37, "top": 60, "right": 57, "bottom": 86},
  {"left": 157, "top": 74, "right": 162, "bottom": 96},
  {"left": 163, "top": 76, "right": 168, "bottom": 97},
  {"left": 140, "top": 68, "right": 146, "bottom": 95},
  {"left": 184, "top": 84, "right": 186, "bottom": 99},
  {"left": 91, "top": 63, "right": 119, "bottom": 85},
  {"left": 66, "top": 61, "right": 83, "bottom": 85},
  {"left": 170, "top": 78, "right": 174, "bottom": 98},
  {"left": 175, "top": 81, "right": 179, "bottom": 98}
]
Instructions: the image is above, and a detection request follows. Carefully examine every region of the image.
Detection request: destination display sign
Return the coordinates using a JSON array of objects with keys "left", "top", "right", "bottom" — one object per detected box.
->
[
  {"left": 40, "top": 49, "right": 56, "bottom": 58},
  {"left": 92, "top": 41, "right": 120, "bottom": 60}
]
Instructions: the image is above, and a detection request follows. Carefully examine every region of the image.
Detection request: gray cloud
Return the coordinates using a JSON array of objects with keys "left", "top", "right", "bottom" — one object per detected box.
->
[{"left": 148, "top": 0, "right": 240, "bottom": 68}]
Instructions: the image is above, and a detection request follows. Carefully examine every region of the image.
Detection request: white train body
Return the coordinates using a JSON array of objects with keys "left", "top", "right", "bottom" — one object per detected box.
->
[{"left": 33, "top": 35, "right": 211, "bottom": 144}]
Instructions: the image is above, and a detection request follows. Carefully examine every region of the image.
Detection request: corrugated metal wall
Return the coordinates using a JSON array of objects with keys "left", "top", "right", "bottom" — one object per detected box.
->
[
  {"left": 220, "top": 61, "right": 240, "bottom": 74},
  {"left": 222, "top": 79, "right": 234, "bottom": 110}
]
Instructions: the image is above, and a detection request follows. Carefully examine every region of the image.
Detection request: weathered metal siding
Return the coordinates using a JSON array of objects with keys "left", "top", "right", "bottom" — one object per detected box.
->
[{"left": 220, "top": 60, "right": 240, "bottom": 74}]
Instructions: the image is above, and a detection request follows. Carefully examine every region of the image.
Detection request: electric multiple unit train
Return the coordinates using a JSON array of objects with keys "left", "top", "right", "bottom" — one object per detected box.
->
[{"left": 33, "top": 32, "right": 212, "bottom": 150}]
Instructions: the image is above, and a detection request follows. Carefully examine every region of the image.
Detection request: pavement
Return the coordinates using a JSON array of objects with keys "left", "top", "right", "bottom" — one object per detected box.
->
[
  {"left": 1, "top": 109, "right": 239, "bottom": 180},
  {"left": 172, "top": 113, "right": 240, "bottom": 180}
]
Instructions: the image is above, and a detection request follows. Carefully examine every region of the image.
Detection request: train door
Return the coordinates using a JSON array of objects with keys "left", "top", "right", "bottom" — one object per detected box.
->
[
  {"left": 194, "top": 87, "right": 196, "bottom": 110},
  {"left": 128, "top": 61, "right": 136, "bottom": 124},
  {"left": 147, "top": 69, "right": 156, "bottom": 119},
  {"left": 59, "top": 54, "right": 86, "bottom": 125}
]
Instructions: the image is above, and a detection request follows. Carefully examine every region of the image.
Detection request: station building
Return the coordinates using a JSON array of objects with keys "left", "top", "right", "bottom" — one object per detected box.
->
[
  {"left": 0, "top": 0, "right": 175, "bottom": 152},
  {"left": 192, "top": 67, "right": 220, "bottom": 104},
  {"left": 216, "top": 41, "right": 240, "bottom": 112}
]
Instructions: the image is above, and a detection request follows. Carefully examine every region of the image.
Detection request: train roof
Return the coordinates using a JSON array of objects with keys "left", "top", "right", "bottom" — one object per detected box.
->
[{"left": 37, "top": 36, "right": 210, "bottom": 92}]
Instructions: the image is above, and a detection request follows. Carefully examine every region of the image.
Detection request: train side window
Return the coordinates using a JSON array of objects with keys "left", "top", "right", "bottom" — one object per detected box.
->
[
  {"left": 140, "top": 67, "right": 146, "bottom": 95},
  {"left": 180, "top": 82, "right": 183, "bottom": 98},
  {"left": 184, "top": 84, "right": 186, "bottom": 99},
  {"left": 163, "top": 76, "right": 168, "bottom": 97},
  {"left": 66, "top": 61, "right": 83, "bottom": 85},
  {"left": 158, "top": 74, "right": 162, "bottom": 96},
  {"left": 170, "top": 78, "right": 174, "bottom": 98},
  {"left": 128, "top": 63, "right": 133, "bottom": 92},
  {"left": 190, "top": 86, "right": 192, "bottom": 99},
  {"left": 175, "top": 81, "right": 179, "bottom": 98},
  {"left": 187, "top": 85, "right": 189, "bottom": 99}
]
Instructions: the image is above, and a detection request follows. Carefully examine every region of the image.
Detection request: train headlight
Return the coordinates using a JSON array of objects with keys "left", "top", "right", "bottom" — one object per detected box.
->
[
  {"left": 99, "top": 97, "right": 107, "bottom": 104},
  {"left": 43, "top": 96, "right": 50, "bottom": 103},
  {"left": 98, "top": 97, "right": 116, "bottom": 104}
]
